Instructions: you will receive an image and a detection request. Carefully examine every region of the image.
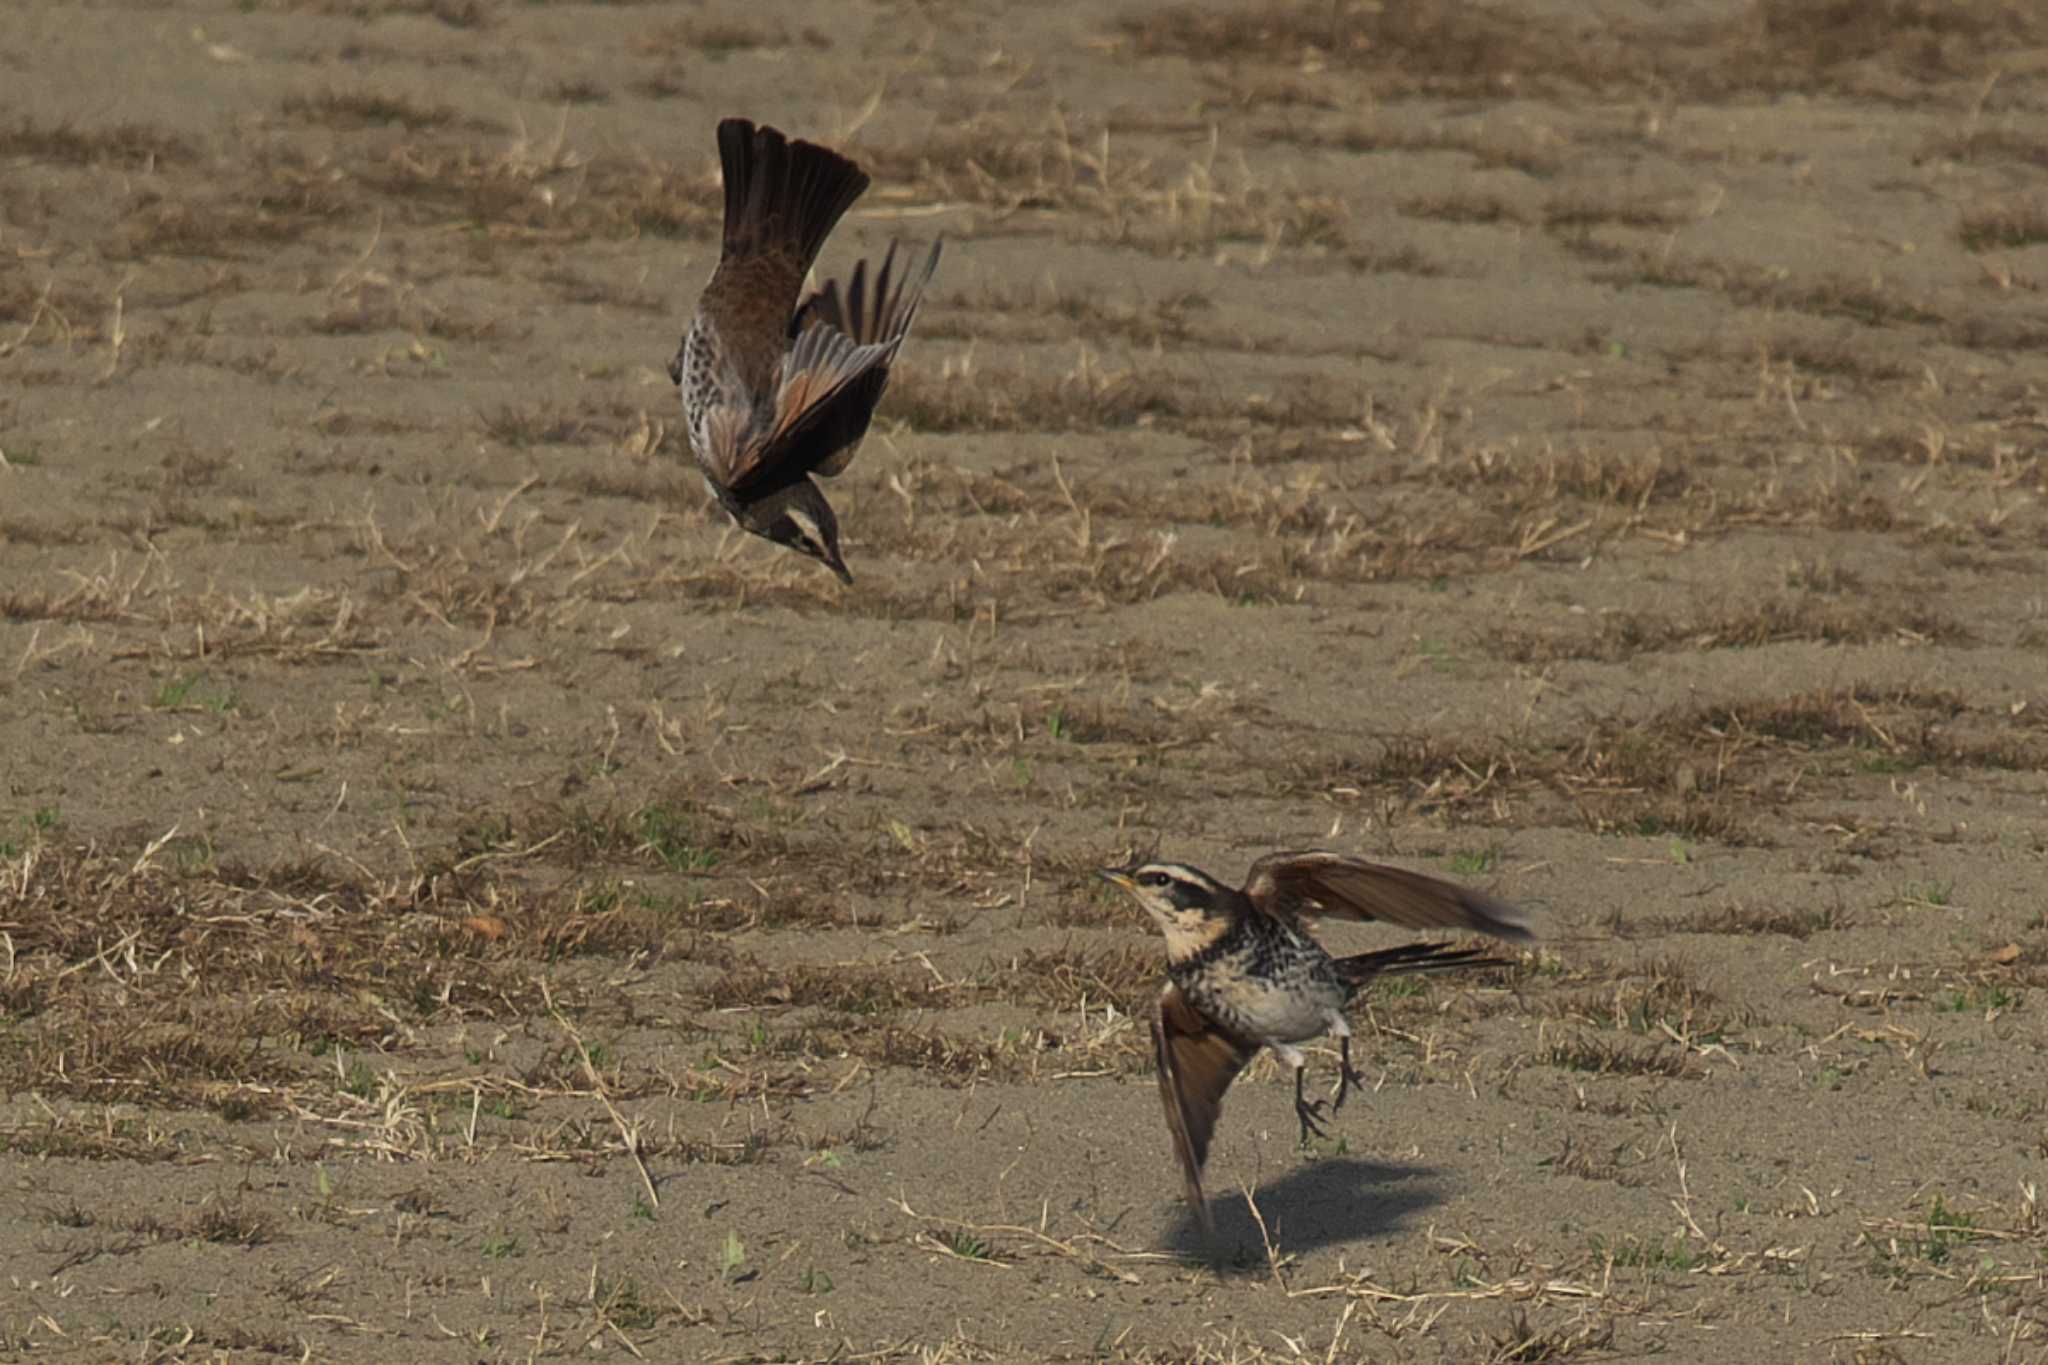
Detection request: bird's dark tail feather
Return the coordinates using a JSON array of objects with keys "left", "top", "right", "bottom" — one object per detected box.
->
[
  {"left": 1335, "top": 941, "right": 1506, "bottom": 992},
  {"left": 716, "top": 118, "right": 870, "bottom": 270}
]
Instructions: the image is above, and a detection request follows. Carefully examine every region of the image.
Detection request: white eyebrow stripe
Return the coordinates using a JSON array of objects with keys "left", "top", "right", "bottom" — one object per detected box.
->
[
  {"left": 1138, "top": 864, "right": 1224, "bottom": 896},
  {"left": 784, "top": 505, "right": 823, "bottom": 545}
]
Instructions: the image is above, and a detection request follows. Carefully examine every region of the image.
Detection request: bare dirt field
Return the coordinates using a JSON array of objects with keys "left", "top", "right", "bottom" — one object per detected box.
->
[{"left": 5, "top": 1, "right": 2048, "bottom": 1360}]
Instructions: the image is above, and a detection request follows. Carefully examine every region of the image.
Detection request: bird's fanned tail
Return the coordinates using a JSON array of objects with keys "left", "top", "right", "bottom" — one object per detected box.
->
[{"left": 715, "top": 118, "right": 870, "bottom": 270}]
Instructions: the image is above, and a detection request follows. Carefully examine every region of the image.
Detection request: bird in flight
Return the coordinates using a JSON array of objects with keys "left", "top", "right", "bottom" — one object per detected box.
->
[
  {"left": 670, "top": 118, "right": 940, "bottom": 584},
  {"left": 1098, "top": 850, "right": 1533, "bottom": 1231}
]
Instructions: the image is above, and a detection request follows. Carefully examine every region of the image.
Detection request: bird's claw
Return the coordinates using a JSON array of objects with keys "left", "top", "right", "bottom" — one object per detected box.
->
[{"left": 1295, "top": 1096, "right": 1333, "bottom": 1145}]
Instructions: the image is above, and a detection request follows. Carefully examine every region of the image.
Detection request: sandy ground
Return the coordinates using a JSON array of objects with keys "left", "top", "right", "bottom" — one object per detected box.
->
[{"left": 5, "top": 1, "right": 2048, "bottom": 1360}]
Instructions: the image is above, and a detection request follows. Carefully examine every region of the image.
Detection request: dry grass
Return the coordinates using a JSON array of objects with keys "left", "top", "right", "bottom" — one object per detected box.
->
[
  {"left": 1960, "top": 197, "right": 2048, "bottom": 251},
  {"left": 856, "top": 118, "right": 1354, "bottom": 255},
  {"left": 1494, "top": 596, "right": 1965, "bottom": 664},
  {"left": 0, "top": 837, "right": 576, "bottom": 1108},
  {"left": 279, "top": 89, "right": 483, "bottom": 133},
  {"left": 1715, "top": 0, "right": 2048, "bottom": 94},
  {"left": 1118, "top": 1, "right": 1632, "bottom": 99},
  {"left": 1287, "top": 684, "right": 2037, "bottom": 840},
  {"left": 630, "top": 17, "right": 828, "bottom": 58},
  {"left": 1, "top": 119, "right": 191, "bottom": 165},
  {"left": 1119, "top": 0, "right": 2047, "bottom": 100},
  {"left": 8, "top": 9, "right": 2048, "bottom": 1360},
  {"left": 1593, "top": 252, "right": 1946, "bottom": 328}
]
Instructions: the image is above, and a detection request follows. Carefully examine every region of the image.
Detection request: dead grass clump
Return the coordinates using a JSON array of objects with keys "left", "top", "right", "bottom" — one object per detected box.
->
[
  {"left": 106, "top": 192, "right": 326, "bottom": 260},
  {"left": 1543, "top": 1133, "right": 1646, "bottom": 1187},
  {"left": 1498, "top": 597, "right": 1964, "bottom": 663},
  {"left": 280, "top": 90, "right": 466, "bottom": 132},
  {"left": 1542, "top": 195, "right": 1684, "bottom": 232},
  {"left": 1290, "top": 732, "right": 1524, "bottom": 820},
  {"left": 859, "top": 120, "right": 1348, "bottom": 255},
  {"left": 1348, "top": 243, "right": 1450, "bottom": 277},
  {"left": 844, "top": 1027, "right": 1032, "bottom": 1084},
  {"left": 1488, "top": 1308, "right": 1619, "bottom": 1360},
  {"left": 935, "top": 281, "right": 1211, "bottom": 350},
  {"left": 351, "top": 144, "right": 717, "bottom": 241},
  {"left": 1960, "top": 197, "right": 2048, "bottom": 251},
  {"left": 539, "top": 266, "right": 667, "bottom": 314},
  {"left": 544, "top": 78, "right": 609, "bottom": 106},
  {"left": 1002, "top": 944, "right": 1158, "bottom": 1015},
  {"left": 1711, "top": 0, "right": 2048, "bottom": 95},
  {"left": 1494, "top": 615, "right": 1661, "bottom": 666},
  {"left": 1123, "top": 1, "right": 2038, "bottom": 103},
  {"left": 320, "top": 0, "right": 495, "bottom": 29},
  {"left": 480, "top": 401, "right": 602, "bottom": 448},
  {"left": 489, "top": 881, "right": 697, "bottom": 959},
  {"left": 0, "top": 118, "right": 192, "bottom": 166},
  {"left": 1681, "top": 901, "right": 1855, "bottom": 939},
  {"left": 1540, "top": 958, "right": 1731, "bottom": 1038},
  {"left": 1756, "top": 334, "right": 1914, "bottom": 383},
  {"left": 5, "top": 1011, "right": 297, "bottom": 1104},
  {"left": 0, "top": 582, "right": 137, "bottom": 625},
  {"left": 1952, "top": 314, "right": 2048, "bottom": 354},
  {"left": 630, "top": 17, "right": 823, "bottom": 57},
  {"left": 1, "top": 1115, "right": 183, "bottom": 1163},
  {"left": 314, "top": 287, "right": 505, "bottom": 340},
  {"left": 1296, "top": 684, "right": 2003, "bottom": 836},
  {"left": 512, "top": 797, "right": 760, "bottom": 875},
  {"left": 1596, "top": 253, "right": 1943, "bottom": 328},
  {"left": 1719, "top": 686, "right": 1965, "bottom": 751},
  {"left": 0, "top": 839, "right": 576, "bottom": 1107},
  {"left": 1706, "top": 597, "right": 1962, "bottom": 648},
  {"left": 1540, "top": 1034, "right": 1692, "bottom": 1078},
  {"left": 1926, "top": 127, "right": 2048, "bottom": 169},
  {"left": 1400, "top": 192, "right": 1530, "bottom": 227},
  {"left": 701, "top": 960, "right": 938, "bottom": 1015},
  {"left": 885, "top": 363, "right": 1196, "bottom": 435},
  {"left": 1119, "top": 1, "right": 1631, "bottom": 99},
  {"left": 1280, "top": 120, "right": 1562, "bottom": 179},
  {"left": 130, "top": 1201, "right": 276, "bottom": 1248},
  {"left": 1528, "top": 447, "right": 1695, "bottom": 508}
]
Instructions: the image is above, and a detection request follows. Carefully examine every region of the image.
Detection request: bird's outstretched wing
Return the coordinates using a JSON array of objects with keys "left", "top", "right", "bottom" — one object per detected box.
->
[
  {"left": 1242, "top": 851, "right": 1533, "bottom": 942},
  {"left": 1153, "top": 983, "right": 1257, "bottom": 1232},
  {"left": 755, "top": 239, "right": 943, "bottom": 485}
]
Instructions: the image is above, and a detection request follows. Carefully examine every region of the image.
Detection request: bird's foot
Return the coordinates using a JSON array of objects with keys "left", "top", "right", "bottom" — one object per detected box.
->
[
  {"left": 1293, "top": 1067, "right": 1333, "bottom": 1144},
  {"left": 1295, "top": 1096, "right": 1332, "bottom": 1146}
]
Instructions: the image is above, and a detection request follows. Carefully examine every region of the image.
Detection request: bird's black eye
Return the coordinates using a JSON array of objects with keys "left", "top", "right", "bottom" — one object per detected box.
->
[{"left": 1138, "top": 871, "right": 1171, "bottom": 889}]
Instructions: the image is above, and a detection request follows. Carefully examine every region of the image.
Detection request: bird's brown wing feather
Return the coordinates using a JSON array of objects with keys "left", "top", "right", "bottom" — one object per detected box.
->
[
  {"left": 696, "top": 402, "right": 754, "bottom": 489},
  {"left": 1153, "top": 984, "right": 1256, "bottom": 1231},
  {"left": 1242, "top": 850, "right": 1533, "bottom": 942},
  {"left": 781, "top": 240, "right": 942, "bottom": 479}
]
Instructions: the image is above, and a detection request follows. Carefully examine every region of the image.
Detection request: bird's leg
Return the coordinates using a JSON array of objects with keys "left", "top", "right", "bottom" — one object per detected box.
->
[
  {"left": 1332, "top": 1033, "right": 1368, "bottom": 1113},
  {"left": 1293, "top": 1063, "right": 1331, "bottom": 1145}
]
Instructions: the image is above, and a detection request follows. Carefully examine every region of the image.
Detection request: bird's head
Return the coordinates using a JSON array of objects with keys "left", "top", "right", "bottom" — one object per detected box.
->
[
  {"left": 764, "top": 486, "right": 852, "bottom": 585},
  {"left": 1097, "top": 862, "right": 1234, "bottom": 957}
]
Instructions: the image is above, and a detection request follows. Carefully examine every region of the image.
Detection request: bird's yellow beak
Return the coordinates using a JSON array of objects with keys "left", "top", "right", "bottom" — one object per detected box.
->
[{"left": 1096, "top": 867, "right": 1137, "bottom": 894}]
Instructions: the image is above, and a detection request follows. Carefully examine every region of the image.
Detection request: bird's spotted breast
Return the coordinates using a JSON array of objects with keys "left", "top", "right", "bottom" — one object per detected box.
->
[
  {"left": 1173, "top": 919, "right": 1344, "bottom": 1044},
  {"left": 679, "top": 316, "right": 732, "bottom": 470}
]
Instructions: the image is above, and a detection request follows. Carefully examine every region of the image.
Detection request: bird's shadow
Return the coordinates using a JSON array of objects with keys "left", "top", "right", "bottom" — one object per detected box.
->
[{"left": 1163, "top": 1158, "right": 1448, "bottom": 1271}]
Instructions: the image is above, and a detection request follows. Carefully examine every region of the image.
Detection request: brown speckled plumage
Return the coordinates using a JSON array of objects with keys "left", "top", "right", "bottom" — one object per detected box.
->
[
  {"left": 669, "top": 118, "right": 940, "bottom": 584},
  {"left": 1098, "top": 851, "right": 1533, "bottom": 1231}
]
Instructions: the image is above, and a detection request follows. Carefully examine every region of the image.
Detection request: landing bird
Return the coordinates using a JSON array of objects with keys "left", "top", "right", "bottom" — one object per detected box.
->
[
  {"left": 669, "top": 117, "right": 940, "bottom": 584},
  {"left": 1097, "top": 851, "right": 1534, "bottom": 1231}
]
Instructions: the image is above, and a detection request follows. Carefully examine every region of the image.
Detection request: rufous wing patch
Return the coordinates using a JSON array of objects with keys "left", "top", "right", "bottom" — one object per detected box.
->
[{"left": 699, "top": 403, "right": 755, "bottom": 489}]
